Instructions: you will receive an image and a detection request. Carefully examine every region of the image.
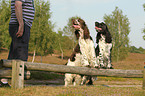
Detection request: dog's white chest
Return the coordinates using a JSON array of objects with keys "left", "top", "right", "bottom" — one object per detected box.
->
[{"left": 99, "top": 34, "right": 106, "bottom": 43}]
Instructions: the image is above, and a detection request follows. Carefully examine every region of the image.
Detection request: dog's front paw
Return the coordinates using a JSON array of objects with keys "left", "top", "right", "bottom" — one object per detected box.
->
[
  {"left": 86, "top": 64, "right": 91, "bottom": 68},
  {"left": 94, "top": 65, "right": 100, "bottom": 69},
  {"left": 106, "top": 66, "right": 114, "bottom": 69},
  {"left": 83, "top": 63, "right": 90, "bottom": 67},
  {"left": 100, "top": 65, "right": 106, "bottom": 69}
]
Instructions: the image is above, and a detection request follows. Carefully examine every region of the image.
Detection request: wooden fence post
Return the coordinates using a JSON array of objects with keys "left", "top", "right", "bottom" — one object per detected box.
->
[
  {"left": 143, "top": 61, "right": 145, "bottom": 90},
  {"left": 11, "top": 60, "right": 24, "bottom": 89}
]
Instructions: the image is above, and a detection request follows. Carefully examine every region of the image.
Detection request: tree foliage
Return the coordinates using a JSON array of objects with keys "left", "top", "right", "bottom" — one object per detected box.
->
[
  {"left": 30, "top": 0, "right": 55, "bottom": 56},
  {"left": 29, "top": 0, "right": 74, "bottom": 56},
  {"left": 103, "top": 7, "right": 130, "bottom": 61},
  {"left": 129, "top": 46, "right": 145, "bottom": 54},
  {"left": 0, "top": 0, "right": 11, "bottom": 49},
  {"left": 143, "top": 3, "right": 145, "bottom": 40}
]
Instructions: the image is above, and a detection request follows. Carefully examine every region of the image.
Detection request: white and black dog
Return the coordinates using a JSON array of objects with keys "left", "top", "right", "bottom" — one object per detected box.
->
[
  {"left": 95, "top": 21, "right": 113, "bottom": 69},
  {"left": 64, "top": 18, "right": 98, "bottom": 86}
]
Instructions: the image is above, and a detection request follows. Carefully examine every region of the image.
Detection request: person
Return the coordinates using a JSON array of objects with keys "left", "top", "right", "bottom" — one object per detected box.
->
[{"left": 0, "top": 0, "right": 35, "bottom": 87}]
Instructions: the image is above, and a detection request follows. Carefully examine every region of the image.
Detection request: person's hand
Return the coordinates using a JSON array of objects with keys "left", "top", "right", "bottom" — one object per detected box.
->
[{"left": 16, "top": 24, "right": 24, "bottom": 37}]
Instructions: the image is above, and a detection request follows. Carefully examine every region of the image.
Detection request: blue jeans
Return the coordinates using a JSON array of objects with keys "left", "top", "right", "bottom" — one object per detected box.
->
[{"left": 8, "top": 23, "right": 30, "bottom": 61}]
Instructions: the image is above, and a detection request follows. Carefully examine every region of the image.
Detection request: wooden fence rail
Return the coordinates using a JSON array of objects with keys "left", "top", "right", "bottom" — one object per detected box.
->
[
  {"left": 0, "top": 69, "right": 12, "bottom": 78},
  {"left": 0, "top": 59, "right": 144, "bottom": 89},
  {"left": 1, "top": 59, "right": 143, "bottom": 78},
  {"left": 0, "top": 69, "right": 30, "bottom": 79}
]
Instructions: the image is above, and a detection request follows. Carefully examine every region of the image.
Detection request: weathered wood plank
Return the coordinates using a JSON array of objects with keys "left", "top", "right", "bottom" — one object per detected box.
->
[
  {"left": 0, "top": 69, "right": 12, "bottom": 78},
  {"left": 11, "top": 60, "right": 24, "bottom": 89},
  {"left": 1, "top": 59, "right": 143, "bottom": 78},
  {"left": 0, "top": 69, "right": 30, "bottom": 79}
]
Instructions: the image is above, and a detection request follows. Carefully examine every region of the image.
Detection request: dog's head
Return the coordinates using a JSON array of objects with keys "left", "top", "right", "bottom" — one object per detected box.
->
[
  {"left": 95, "top": 21, "right": 109, "bottom": 33},
  {"left": 95, "top": 21, "right": 112, "bottom": 43},
  {"left": 72, "top": 18, "right": 90, "bottom": 39}
]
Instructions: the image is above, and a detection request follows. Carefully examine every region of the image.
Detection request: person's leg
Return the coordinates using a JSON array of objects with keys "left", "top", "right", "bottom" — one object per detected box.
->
[
  {"left": 8, "top": 24, "right": 19, "bottom": 60},
  {"left": 8, "top": 23, "right": 30, "bottom": 61},
  {"left": 15, "top": 23, "right": 30, "bottom": 61}
]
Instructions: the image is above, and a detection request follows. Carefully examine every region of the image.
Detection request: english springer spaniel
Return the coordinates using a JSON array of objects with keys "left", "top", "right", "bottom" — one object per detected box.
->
[
  {"left": 64, "top": 18, "right": 98, "bottom": 86},
  {"left": 95, "top": 21, "right": 113, "bottom": 69}
]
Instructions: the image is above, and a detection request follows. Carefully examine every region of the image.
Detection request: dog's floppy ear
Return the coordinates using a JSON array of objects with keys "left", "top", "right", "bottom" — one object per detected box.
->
[
  {"left": 100, "top": 22, "right": 106, "bottom": 30},
  {"left": 101, "top": 22, "right": 109, "bottom": 32},
  {"left": 105, "top": 25, "right": 109, "bottom": 32},
  {"left": 75, "top": 30, "right": 80, "bottom": 40},
  {"left": 79, "top": 19, "right": 90, "bottom": 39},
  {"left": 78, "top": 18, "right": 86, "bottom": 30}
]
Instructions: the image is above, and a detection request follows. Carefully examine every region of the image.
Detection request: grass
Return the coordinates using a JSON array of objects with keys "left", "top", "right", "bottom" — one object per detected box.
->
[
  {"left": 0, "top": 50, "right": 145, "bottom": 96},
  {"left": 0, "top": 86, "right": 145, "bottom": 96},
  {"left": 112, "top": 53, "right": 145, "bottom": 70}
]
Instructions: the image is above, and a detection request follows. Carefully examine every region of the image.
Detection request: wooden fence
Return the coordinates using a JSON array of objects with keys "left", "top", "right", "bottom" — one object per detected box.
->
[{"left": 0, "top": 59, "right": 144, "bottom": 89}]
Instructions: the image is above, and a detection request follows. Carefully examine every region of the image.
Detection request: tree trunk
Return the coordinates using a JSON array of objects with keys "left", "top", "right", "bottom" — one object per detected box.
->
[
  {"left": 59, "top": 43, "right": 63, "bottom": 59},
  {"left": 32, "top": 50, "right": 36, "bottom": 63}
]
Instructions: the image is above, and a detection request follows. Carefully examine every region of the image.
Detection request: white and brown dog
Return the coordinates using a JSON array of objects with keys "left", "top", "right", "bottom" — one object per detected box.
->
[{"left": 64, "top": 18, "right": 98, "bottom": 86}]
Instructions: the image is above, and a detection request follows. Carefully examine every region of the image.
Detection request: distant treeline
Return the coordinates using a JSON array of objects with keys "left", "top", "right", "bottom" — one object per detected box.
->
[{"left": 129, "top": 46, "right": 145, "bottom": 54}]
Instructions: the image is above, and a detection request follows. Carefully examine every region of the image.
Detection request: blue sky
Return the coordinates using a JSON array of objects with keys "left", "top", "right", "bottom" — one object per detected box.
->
[{"left": 48, "top": 0, "right": 145, "bottom": 48}]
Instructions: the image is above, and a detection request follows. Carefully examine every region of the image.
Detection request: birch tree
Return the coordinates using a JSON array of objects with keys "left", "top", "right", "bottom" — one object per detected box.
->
[
  {"left": 30, "top": 0, "right": 55, "bottom": 56},
  {"left": 103, "top": 7, "right": 130, "bottom": 61}
]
